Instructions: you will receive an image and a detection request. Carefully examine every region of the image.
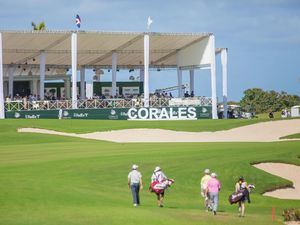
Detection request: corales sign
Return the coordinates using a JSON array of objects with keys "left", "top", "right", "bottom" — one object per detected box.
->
[{"left": 127, "top": 107, "right": 197, "bottom": 120}]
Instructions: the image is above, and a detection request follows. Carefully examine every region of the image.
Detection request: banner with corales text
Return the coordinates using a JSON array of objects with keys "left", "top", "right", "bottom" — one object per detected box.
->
[{"left": 5, "top": 106, "right": 212, "bottom": 120}]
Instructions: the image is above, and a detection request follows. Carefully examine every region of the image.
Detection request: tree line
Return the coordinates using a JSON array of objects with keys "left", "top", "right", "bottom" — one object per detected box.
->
[{"left": 239, "top": 88, "right": 300, "bottom": 113}]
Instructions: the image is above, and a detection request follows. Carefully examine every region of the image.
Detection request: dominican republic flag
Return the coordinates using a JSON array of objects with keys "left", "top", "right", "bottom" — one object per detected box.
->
[{"left": 76, "top": 14, "right": 81, "bottom": 28}]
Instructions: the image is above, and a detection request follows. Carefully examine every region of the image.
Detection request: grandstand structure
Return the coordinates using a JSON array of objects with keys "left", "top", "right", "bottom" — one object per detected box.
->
[{"left": 0, "top": 31, "right": 228, "bottom": 119}]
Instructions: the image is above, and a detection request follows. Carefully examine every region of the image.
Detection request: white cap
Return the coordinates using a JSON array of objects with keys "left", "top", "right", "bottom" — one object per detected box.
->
[
  {"left": 132, "top": 164, "right": 138, "bottom": 170},
  {"left": 211, "top": 172, "right": 217, "bottom": 178},
  {"left": 154, "top": 166, "right": 161, "bottom": 172},
  {"left": 204, "top": 169, "right": 210, "bottom": 174}
]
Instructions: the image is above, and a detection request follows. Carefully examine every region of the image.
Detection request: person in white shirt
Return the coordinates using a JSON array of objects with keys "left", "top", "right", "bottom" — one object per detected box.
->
[
  {"left": 200, "top": 169, "right": 211, "bottom": 210},
  {"left": 128, "top": 164, "right": 143, "bottom": 207},
  {"left": 151, "top": 166, "right": 167, "bottom": 207}
]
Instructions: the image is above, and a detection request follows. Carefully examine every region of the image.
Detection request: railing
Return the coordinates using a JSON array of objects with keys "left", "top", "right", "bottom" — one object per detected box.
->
[{"left": 4, "top": 97, "right": 212, "bottom": 111}]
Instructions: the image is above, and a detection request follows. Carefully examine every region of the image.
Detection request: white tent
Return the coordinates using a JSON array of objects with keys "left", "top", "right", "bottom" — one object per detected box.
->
[{"left": 0, "top": 30, "right": 228, "bottom": 119}]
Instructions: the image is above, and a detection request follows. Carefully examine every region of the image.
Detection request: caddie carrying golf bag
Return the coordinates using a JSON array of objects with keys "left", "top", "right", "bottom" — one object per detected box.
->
[{"left": 150, "top": 179, "right": 174, "bottom": 194}]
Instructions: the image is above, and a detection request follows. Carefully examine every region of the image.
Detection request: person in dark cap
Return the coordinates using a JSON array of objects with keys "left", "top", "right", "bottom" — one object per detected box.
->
[{"left": 235, "top": 176, "right": 250, "bottom": 217}]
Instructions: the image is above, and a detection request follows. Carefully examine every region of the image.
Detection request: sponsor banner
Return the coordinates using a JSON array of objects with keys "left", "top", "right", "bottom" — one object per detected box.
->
[
  {"left": 6, "top": 110, "right": 59, "bottom": 119},
  {"left": 5, "top": 106, "right": 212, "bottom": 120}
]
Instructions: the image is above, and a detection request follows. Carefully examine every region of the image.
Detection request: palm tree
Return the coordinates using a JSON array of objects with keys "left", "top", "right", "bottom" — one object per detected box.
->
[{"left": 31, "top": 22, "right": 46, "bottom": 31}]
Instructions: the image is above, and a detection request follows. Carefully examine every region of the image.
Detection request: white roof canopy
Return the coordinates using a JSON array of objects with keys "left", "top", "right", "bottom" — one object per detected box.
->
[{"left": 1, "top": 30, "right": 213, "bottom": 70}]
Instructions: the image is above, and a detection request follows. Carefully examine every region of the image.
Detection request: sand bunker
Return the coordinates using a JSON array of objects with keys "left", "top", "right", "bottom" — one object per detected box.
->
[
  {"left": 253, "top": 163, "right": 300, "bottom": 200},
  {"left": 18, "top": 119, "right": 300, "bottom": 143},
  {"left": 285, "top": 222, "right": 300, "bottom": 225}
]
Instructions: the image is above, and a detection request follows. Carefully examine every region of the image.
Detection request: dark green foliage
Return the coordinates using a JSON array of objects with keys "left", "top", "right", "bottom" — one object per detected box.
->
[
  {"left": 31, "top": 22, "right": 46, "bottom": 30},
  {"left": 240, "top": 88, "right": 300, "bottom": 113}
]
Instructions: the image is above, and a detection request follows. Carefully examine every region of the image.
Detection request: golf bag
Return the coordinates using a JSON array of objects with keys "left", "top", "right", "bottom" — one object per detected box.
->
[
  {"left": 228, "top": 190, "right": 245, "bottom": 204},
  {"left": 229, "top": 187, "right": 253, "bottom": 204},
  {"left": 150, "top": 179, "right": 174, "bottom": 194}
]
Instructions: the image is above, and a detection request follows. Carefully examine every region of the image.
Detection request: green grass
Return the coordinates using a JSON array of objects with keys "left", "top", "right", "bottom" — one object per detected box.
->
[
  {"left": 280, "top": 133, "right": 300, "bottom": 139},
  {"left": 256, "top": 112, "right": 281, "bottom": 119},
  {"left": 0, "top": 119, "right": 299, "bottom": 225},
  {"left": 0, "top": 118, "right": 274, "bottom": 133}
]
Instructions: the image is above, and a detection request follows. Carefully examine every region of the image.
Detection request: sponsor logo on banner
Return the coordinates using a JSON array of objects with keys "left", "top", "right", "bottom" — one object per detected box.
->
[
  {"left": 62, "top": 110, "right": 72, "bottom": 119},
  {"left": 73, "top": 113, "right": 88, "bottom": 118},
  {"left": 108, "top": 109, "right": 118, "bottom": 119},
  {"left": 14, "top": 112, "right": 21, "bottom": 118},
  {"left": 199, "top": 107, "right": 210, "bottom": 118},
  {"left": 25, "top": 114, "right": 41, "bottom": 119},
  {"left": 63, "top": 111, "right": 69, "bottom": 117},
  {"left": 127, "top": 107, "right": 197, "bottom": 120}
]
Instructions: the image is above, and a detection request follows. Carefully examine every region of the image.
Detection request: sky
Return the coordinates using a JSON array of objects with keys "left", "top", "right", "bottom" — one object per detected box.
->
[{"left": 0, "top": 0, "right": 300, "bottom": 101}]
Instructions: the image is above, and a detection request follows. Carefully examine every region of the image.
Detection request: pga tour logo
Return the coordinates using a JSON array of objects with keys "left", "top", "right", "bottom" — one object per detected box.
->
[{"left": 127, "top": 107, "right": 197, "bottom": 120}]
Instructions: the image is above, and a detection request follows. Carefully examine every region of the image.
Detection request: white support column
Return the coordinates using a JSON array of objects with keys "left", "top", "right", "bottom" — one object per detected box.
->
[
  {"left": 71, "top": 32, "right": 77, "bottom": 109},
  {"left": 111, "top": 52, "right": 117, "bottom": 97},
  {"left": 80, "top": 67, "right": 85, "bottom": 99},
  {"left": 221, "top": 48, "right": 228, "bottom": 119},
  {"left": 39, "top": 51, "right": 46, "bottom": 100},
  {"left": 143, "top": 34, "right": 150, "bottom": 107},
  {"left": 0, "top": 33, "right": 4, "bottom": 119},
  {"left": 8, "top": 66, "right": 14, "bottom": 99},
  {"left": 177, "top": 68, "right": 183, "bottom": 97},
  {"left": 209, "top": 35, "right": 218, "bottom": 119},
  {"left": 189, "top": 69, "right": 194, "bottom": 96}
]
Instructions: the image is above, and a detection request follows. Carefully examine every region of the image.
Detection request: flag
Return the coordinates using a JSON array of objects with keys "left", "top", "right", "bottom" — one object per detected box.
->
[
  {"left": 147, "top": 16, "right": 153, "bottom": 30},
  {"left": 76, "top": 14, "right": 81, "bottom": 28}
]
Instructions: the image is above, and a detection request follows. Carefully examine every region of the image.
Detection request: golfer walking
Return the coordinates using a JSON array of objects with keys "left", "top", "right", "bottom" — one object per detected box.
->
[
  {"left": 200, "top": 169, "right": 211, "bottom": 210},
  {"left": 206, "top": 173, "right": 221, "bottom": 215},
  {"left": 128, "top": 164, "right": 143, "bottom": 207}
]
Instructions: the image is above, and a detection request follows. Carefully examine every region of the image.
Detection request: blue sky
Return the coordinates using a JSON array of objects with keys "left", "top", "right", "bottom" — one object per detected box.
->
[{"left": 0, "top": 0, "right": 299, "bottom": 101}]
